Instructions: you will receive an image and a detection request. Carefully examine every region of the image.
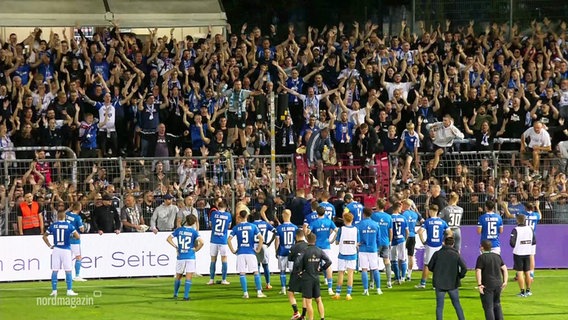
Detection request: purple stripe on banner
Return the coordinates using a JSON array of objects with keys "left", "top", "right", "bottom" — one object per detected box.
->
[{"left": 458, "top": 225, "right": 568, "bottom": 269}]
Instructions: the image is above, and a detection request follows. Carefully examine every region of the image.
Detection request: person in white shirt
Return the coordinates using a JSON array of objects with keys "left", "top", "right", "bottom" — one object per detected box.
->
[
  {"left": 520, "top": 121, "right": 551, "bottom": 172},
  {"left": 425, "top": 115, "right": 465, "bottom": 170}
]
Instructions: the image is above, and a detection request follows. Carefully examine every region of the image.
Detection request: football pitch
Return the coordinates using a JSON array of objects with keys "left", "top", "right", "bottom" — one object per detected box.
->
[{"left": 1, "top": 270, "right": 567, "bottom": 320}]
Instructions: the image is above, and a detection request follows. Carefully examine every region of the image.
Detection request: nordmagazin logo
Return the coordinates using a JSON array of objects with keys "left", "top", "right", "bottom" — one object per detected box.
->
[{"left": 36, "top": 290, "right": 101, "bottom": 308}]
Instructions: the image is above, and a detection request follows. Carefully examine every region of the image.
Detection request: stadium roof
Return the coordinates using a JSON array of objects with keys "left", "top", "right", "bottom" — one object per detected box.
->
[{"left": 0, "top": 0, "right": 227, "bottom": 27}]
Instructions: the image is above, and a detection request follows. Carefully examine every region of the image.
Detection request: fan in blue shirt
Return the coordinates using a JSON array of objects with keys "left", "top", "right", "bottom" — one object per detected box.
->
[{"left": 167, "top": 215, "right": 204, "bottom": 300}]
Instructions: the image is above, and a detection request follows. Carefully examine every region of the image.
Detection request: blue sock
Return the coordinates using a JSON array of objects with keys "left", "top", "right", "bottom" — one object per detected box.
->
[
  {"left": 174, "top": 279, "right": 181, "bottom": 296},
  {"left": 362, "top": 271, "right": 369, "bottom": 290},
  {"left": 530, "top": 271, "right": 534, "bottom": 278},
  {"left": 401, "top": 261, "right": 408, "bottom": 279},
  {"left": 347, "top": 285, "right": 353, "bottom": 295},
  {"left": 75, "top": 259, "right": 81, "bottom": 277},
  {"left": 262, "top": 263, "right": 270, "bottom": 285},
  {"left": 335, "top": 285, "right": 342, "bottom": 294},
  {"left": 51, "top": 271, "right": 58, "bottom": 291},
  {"left": 65, "top": 271, "right": 73, "bottom": 290},
  {"left": 239, "top": 275, "right": 248, "bottom": 293},
  {"left": 327, "top": 277, "right": 333, "bottom": 290},
  {"left": 421, "top": 278, "right": 426, "bottom": 286},
  {"left": 373, "top": 270, "right": 381, "bottom": 289},
  {"left": 280, "top": 273, "right": 287, "bottom": 288},
  {"left": 392, "top": 263, "right": 400, "bottom": 280},
  {"left": 254, "top": 273, "right": 262, "bottom": 291},
  {"left": 222, "top": 262, "right": 228, "bottom": 280},
  {"left": 209, "top": 262, "right": 216, "bottom": 280},
  {"left": 184, "top": 280, "right": 192, "bottom": 299}
]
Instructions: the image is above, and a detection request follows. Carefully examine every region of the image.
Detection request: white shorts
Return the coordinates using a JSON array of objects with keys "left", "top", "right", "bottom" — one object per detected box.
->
[
  {"left": 423, "top": 245, "right": 442, "bottom": 265},
  {"left": 278, "top": 256, "right": 292, "bottom": 272},
  {"left": 210, "top": 244, "right": 229, "bottom": 257},
  {"left": 391, "top": 242, "right": 407, "bottom": 261},
  {"left": 70, "top": 244, "right": 81, "bottom": 257},
  {"left": 338, "top": 258, "right": 357, "bottom": 271},
  {"left": 52, "top": 247, "right": 73, "bottom": 271},
  {"left": 236, "top": 254, "right": 258, "bottom": 274},
  {"left": 358, "top": 252, "right": 379, "bottom": 270},
  {"left": 491, "top": 247, "right": 501, "bottom": 255},
  {"left": 322, "top": 249, "right": 332, "bottom": 261},
  {"left": 176, "top": 259, "right": 196, "bottom": 274}
]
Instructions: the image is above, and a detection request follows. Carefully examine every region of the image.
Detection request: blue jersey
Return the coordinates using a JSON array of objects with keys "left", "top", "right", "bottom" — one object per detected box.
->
[
  {"left": 210, "top": 210, "right": 232, "bottom": 245},
  {"left": 505, "top": 202, "right": 527, "bottom": 224},
  {"left": 402, "top": 209, "right": 421, "bottom": 237},
  {"left": 371, "top": 211, "right": 393, "bottom": 246},
  {"left": 478, "top": 212, "right": 503, "bottom": 248},
  {"left": 231, "top": 222, "right": 260, "bottom": 255},
  {"left": 421, "top": 217, "right": 448, "bottom": 248},
  {"left": 319, "top": 201, "right": 336, "bottom": 220},
  {"left": 65, "top": 211, "right": 83, "bottom": 245},
  {"left": 171, "top": 226, "right": 200, "bottom": 260},
  {"left": 47, "top": 221, "right": 77, "bottom": 250},
  {"left": 357, "top": 218, "right": 380, "bottom": 253},
  {"left": 345, "top": 201, "right": 364, "bottom": 224},
  {"left": 275, "top": 223, "right": 298, "bottom": 256},
  {"left": 525, "top": 211, "right": 541, "bottom": 232},
  {"left": 391, "top": 213, "right": 408, "bottom": 245},
  {"left": 309, "top": 218, "right": 337, "bottom": 250},
  {"left": 402, "top": 129, "right": 420, "bottom": 150},
  {"left": 253, "top": 220, "right": 275, "bottom": 244},
  {"left": 303, "top": 211, "right": 319, "bottom": 226}
]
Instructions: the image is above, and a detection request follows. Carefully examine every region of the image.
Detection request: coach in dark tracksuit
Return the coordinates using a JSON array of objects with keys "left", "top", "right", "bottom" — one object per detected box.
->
[
  {"left": 297, "top": 232, "right": 331, "bottom": 320},
  {"left": 428, "top": 237, "right": 467, "bottom": 320},
  {"left": 92, "top": 194, "right": 121, "bottom": 234}
]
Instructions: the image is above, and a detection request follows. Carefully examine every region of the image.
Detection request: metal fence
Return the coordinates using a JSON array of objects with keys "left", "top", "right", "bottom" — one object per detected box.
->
[
  {"left": 389, "top": 150, "right": 568, "bottom": 225},
  {"left": 0, "top": 149, "right": 295, "bottom": 236}
]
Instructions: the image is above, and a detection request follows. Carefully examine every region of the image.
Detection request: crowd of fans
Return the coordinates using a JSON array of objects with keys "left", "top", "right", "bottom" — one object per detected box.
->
[{"left": 2, "top": 17, "right": 568, "bottom": 235}]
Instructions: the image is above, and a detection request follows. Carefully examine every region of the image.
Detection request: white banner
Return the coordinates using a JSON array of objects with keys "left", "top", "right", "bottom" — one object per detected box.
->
[{"left": 0, "top": 230, "right": 425, "bottom": 282}]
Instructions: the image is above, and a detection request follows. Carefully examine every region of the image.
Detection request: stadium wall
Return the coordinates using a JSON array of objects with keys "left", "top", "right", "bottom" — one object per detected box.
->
[{"left": 0, "top": 225, "right": 567, "bottom": 282}]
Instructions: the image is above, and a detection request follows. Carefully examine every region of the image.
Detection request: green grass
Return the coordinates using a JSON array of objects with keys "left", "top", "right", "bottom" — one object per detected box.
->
[{"left": 1, "top": 270, "right": 567, "bottom": 320}]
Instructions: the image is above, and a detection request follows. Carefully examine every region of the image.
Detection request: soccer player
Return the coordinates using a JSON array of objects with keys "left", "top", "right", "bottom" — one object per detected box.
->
[
  {"left": 332, "top": 212, "right": 358, "bottom": 300},
  {"left": 66, "top": 201, "right": 87, "bottom": 281},
  {"left": 308, "top": 206, "right": 338, "bottom": 295},
  {"left": 287, "top": 229, "right": 309, "bottom": 320},
  {"left": 524, "top": 202, "right": 541, "bottom": 279},
  {"left": 303, "top": 200, "right": 320, "bottom": 236},
  {"left": 228, "top": 210, "right": 267, "bottom": 299},
  {"left": 42, "top": 209, "right": 80, "bottom": 296},
  {"left": 297, "top": 232, "right": 332, "bottom": 320},
  {"left": 477, "top": 200, "right": 504, "bottom": 254},
  {"left": 208, "top": 199, "right": 232, "bottom": 285},
  {"left": 416, "top": 204, "right": 449, "bottom": 289},
  {"left": 439, "top": 192, "right": 464, "bottom": 252},
  {"left": 167, "top": 215, "right": 204, "bottom": 300},
  {"left": 357, "top": 208, "right": 383, "bottom": 296},
  {"left": 371, "top": 199, "right": 394, "bottom": 288},
  {"left": 274, "top": 210, "right": 299, "bottom": 295},
  {"left": 319, "top": 191, "right": 336, "bottom": 220},
  {"left": 401, "top": 199, "right": 423, "bottom": 281},
  {"left": 390, "top": 201, "right": 409, "bottom": 284},
  {"left": 510, "top": 214, "right": 536, "bottom": 297},
  {"left": 344, "top": 193, "right": 364, "bottom": 224},
  {"left": 252, "top": 211, "right": 276, "bottom": 289}
]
